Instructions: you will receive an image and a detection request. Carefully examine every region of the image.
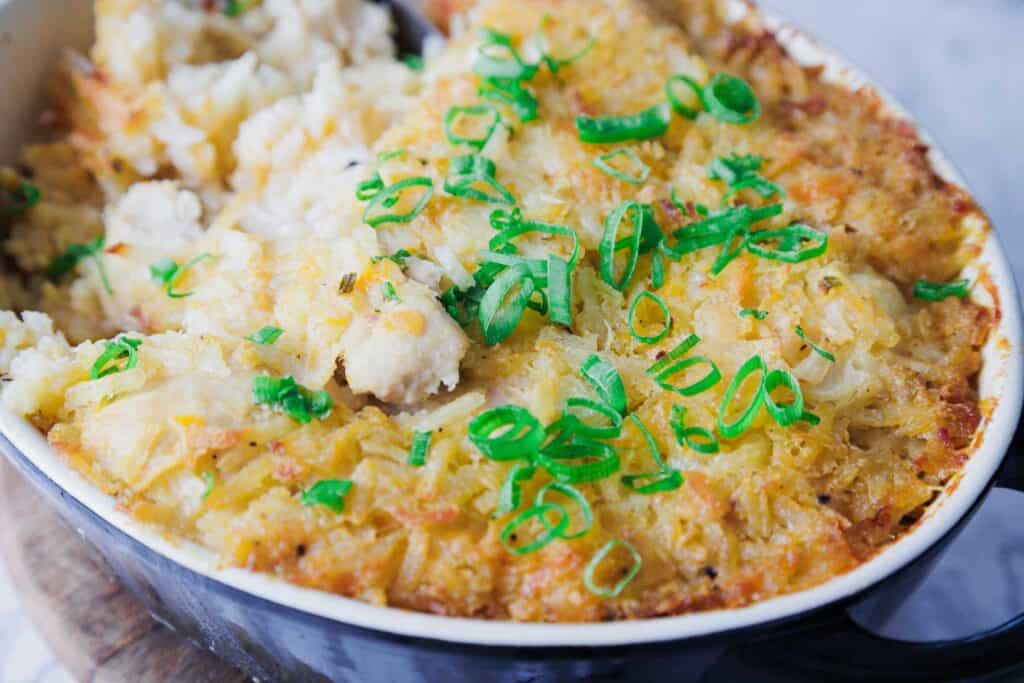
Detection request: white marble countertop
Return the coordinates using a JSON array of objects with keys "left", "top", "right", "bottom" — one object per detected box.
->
[{"left": 1, "top": 1, "right": 1022, "bottom": 680}]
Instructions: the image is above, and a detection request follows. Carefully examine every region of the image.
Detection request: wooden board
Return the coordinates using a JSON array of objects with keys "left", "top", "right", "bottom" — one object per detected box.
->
[{"left": 0, "top": 458, "right": 248, "bottom": 683}]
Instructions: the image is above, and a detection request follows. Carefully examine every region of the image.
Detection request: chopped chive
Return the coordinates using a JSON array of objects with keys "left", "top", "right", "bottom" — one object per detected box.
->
[
  {"left": 913, "top": 278, "right": 970, "bottom": 301},
  {"left": 444, "top": 154, "right": 515, "bottom": 205},
  {"left": 1, "top": 181, "right": 41, "bottom": 216},
  {"left": 200, "top": 471, "right": 216, "bottom": 500},
  {"left": 363, "top": 177, "right": 433, "bottom": 227},
  {"left": 581, "top": 354, "right": 627, "bottom": 415},
  {"left": 576, "top": 103, "right": 671, "bottom": 144},
  {"left": 795, "top": 325, "right": 835, "bottom": 362},
  {"left": 245, "top": 326, "right": 283, "bottom": 345},
  {"left": 591, "top": 149, "right": 650, "bottom": 185},
  {"left": 409, "top": 430, "right": 432, "bottom": 467},
  {"left": 739, "top": 308, "right": 768, "bottom": 320},
  {"left": 381, "top": 280, "right": 401, "bottom": 303},
  {"left": 90, "top": 336, "right": 142, "bottom": 380},
  {"left": 252, "top": 375, "right": 333, "bottom": 424},
  {"left": 301, "top": 479, "right": 352, "bottom": 513},
  {"left": 444, "top": 104, "right": 502, "bottom": 150},
  {"left": 584, "top": 539, "right": 642, "bottom": 597},
  {"left": 628, "top": 291, "right": 671, "bottom": 345},
  {"left": 469, "top": 405, "right": 544, "bottom": 461}
]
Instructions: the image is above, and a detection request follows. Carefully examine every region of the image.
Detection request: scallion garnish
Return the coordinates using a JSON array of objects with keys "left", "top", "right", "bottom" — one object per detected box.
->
[
  {"left": 913, "top": 278, "right": 970, "bottom": 301},
  {"left": 795, "top": 325, "right": 835, "bottom": 362},
  {"left": 666, "top": 73, "right": 761, "bottom": 124},
  {"left": 592, "top": 149, "right": 650, "bottom": 185},
  {"left": 300, "top": 479, "right": 352, "bottom": 513},
  {"left": 479, "top": 77, "right": 539, "bottom": 122},
  {"left": 356, "top": 172, "right": 384, "bottom": 201},
  {"left": 401, "top": 55, "right": 424, "bottom": 71},
  {"left": 628, "top": 291, "right": 671, "bottom": 345},
  {"left": 584, "top": 538, "right": 642, "bottom": 597},
  {"left": 90, "top": 336, "right": 142, "bottom": 380},
  {"left": 581, "top": 354, "right": 627, "bottom": 415},
  {"left": 371, "top": 249, "right": 412, "bottom": 266},
  {"left": 576, "top": 103, "right": 671, "bottom": 143},
  {"left": 717, "top": 354, "right": 767, "bottom": 439},
  {"left": 478, "top": 263, "right": 536, "bottom": 344},
  {"left": 150, "top": 253, "right": 212, "bottom": 298},
  {"left": 409, "top": 430, "right": 432, "bottom": 467},
  {"left": 444, "top": 154, "right": 515, "bottom": 205},
  {"left": 651, "top": 251, "right": 665, "bottom": 290},
  {"left": 646, "top": 333, "right": 699, "bottom": 377},
  {"left": 363, "top": 177, "right": 433, "bottom": 227},
  {"left": 739, "top": 308, "right": 768, "bottom": 320},
  {"left": 252, "top": 375, "right": 333, "bottom": 424},
  {"left": 47, "top": 236, "right": 112, "bottom": 295},
  {"left": 563, "top": 397, "right": 622, "bottom": 440},
  {"left": 444, "top": 104, "right": 502, "bottom": 150},
  {"left": 670, "top": 405, "right": 719, "bottom": 454},
  {"left": 474, "top": 36, "right": 538, "bottom": 82},
  {"left": 600, "top": 200, "right": 662, "bottom": 291},
  {"left": 200, "top": 471, "right": 216, "bottom": 500},
  {"left": 382, "top": 280, "right": 401, "bottom": 303},
  {"left": 489, "top": 208, "right": 581, "bottom": 269},
  {"left": 500, "top": 502, "right": 567, "bottom": 555},
  {"left": 1, "top": 181, "right": 41, "bottom": 216},
  {"left": 547, "top": 254, "right": 573, "bottom": 327},
  {"left": 746, "top": 223, "right": 828, "bottom": 263},
  {"left": 535, "top": 436, "right": 621, "bottom": 484},
  {"left": 534, "top": 481, "right": 592, "bottom": 539},
  {"left": 223, "top": 0, "right": 253, "bottom": 18},
  {"left": 469, "top": 405, "right": 544, "bottom": 461},
  {"left": 763, "top": 368, "right": 805, "bottom": 427},
  {"left": 709, "top": 154, "right": 784, "bottom": 204},
  {"left": 621, "top": 413, "right": 683, "bottom": 494},
  {"left": 538, "top": 14, "right": 594, "bottom": 73},
  {"left": 645, "top": 333, "right": 720, "bottom": 396},
  {"left": 495, "top": 462, "right": 537, "bottom": 516},
  {"left": 245, "top": 326, "right": 283, "bottom": 345}
]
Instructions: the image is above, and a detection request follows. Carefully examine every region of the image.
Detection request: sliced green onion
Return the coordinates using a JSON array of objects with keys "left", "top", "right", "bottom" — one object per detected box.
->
[
  {"left": 90, "top": 336, "right": 142, "bottom": 380},
  {"left": 0, "top": 181, "right": 41, "bottom": 216},
  {"left": 621, "top": 413, "right": 683, "bottom": 494},
  {"left": 381, "top": 280, "right": 401, "bottom": 303},
  {"left": 581, "top": 354, "right": 627, "bottom": 415},
  {"left": 478, "top": 263, "right": 536, "bottom": 345},
  {"left": 223, "top": 0, "right": 253, "bottom": 18},
  {"left": 801, "top": 411, "right": 822, "bottom": 426},
  {"left": 669, "top": 405, "right": 719, "bottom": 454},
  {"left": 536, "top": 438, "right": 621, "bottom": 484},
  {"left": 709, "top": 154, "right": 783, "bottom": 204},
  {"left": 245, "top": 326, "right": 283, "bottom": 345},
  {"left": 763, "top": 368, "right": 805, "bottom": 427},
  {"left": 651, "top": 250, "right": 665, "bottom": 290},
  {"left": 164, "top": 253, "right": 212, "bottom": 299},
  {"left": 401, "top": 54, "right": 424, "bottom": 71},
  {"left": 535, "top": 481, "right": 593, "bottom": 539},
  {"left": 739, "top": 308, "right": 768, "bottom": 320},
  {"left": 547, "top": 254, "right": 573, "bottom": 327},
  {"left": 913, "top": 278, "right": 970, "bottom": 301},
  {"left": 500, "top": 502, "right": 568, "bottom": 555},
  {"left": 702, "top": 73, "right": 761, "bottom": 124},
  {"left": 576, "top": 103, "right": 671, "bottom": 143},
  {"left": 563, "top": 397, "right": 623, "bottom": 439},
  {"left": 371, "top": 249, "right": 412, "bottom": 266},
  {"left": 409, "top": 430, "right": 432, "bottom": 467},
  {"left": 377, "top": 149, "right": 407, "bottom": 163},
  {"left": 252, "top": 375, "right": 333, "bottom": 424},
  {"left": 200, "top": 471, "right": 216, "bottom": 500},
  {"left": 356, "top": 172, "right": 384, "bottom": 201},
  {"left": 646, "top": 333, "right": 700, "bottom": 377},
  {"left": 746, "top": 223, "right": 828, "bottom": 263},
  {"left": 717, "top": 354, "right": 767, "bottom": 439},
  {"left": 363, "top": 177, "right": 433, "bottom": 227},
  {"left": 479, "top": 77, "right": 539, "bottom": 122},
  {"left": 653, "top": 355, "right": 721, "bottom": 397},
  {"left": 591, "top": 149, "right": 650, "bottom": 185},
  {"left": 628, "top": 291, "right": 671, "bottom": 345},
  {"left": 47, "top": 235, "right": 112, "bottom": 295},
  {"left": 495, "top": 462, "right": 537, "bottom": 516},
  {"left": 488, "top": 209, "right": 580, "bottom": 269},
  {"left": 584, "top": 538, "right": 642, "bottom": 597},
  {"left": 474, "top": 39, "right": 538, "bottom": 82},
  {"left": 444, "top": 154, "right": 515, "bottom": 205},
  {"left": 665, "top": 75, "right": 704, "bottom": 119},
  {"left": 444, "top": 104, "right": 501, "bottom": 150},
  {"left": 469, "top": 405, "right": 544, "bottom": 461},
  {"left": 600, "top": 200, "right": 646, "bottom": 291},
  {"left": 538, "top": 15, "right": 594, "bottom": 73},
  {"left": 795, "top": 325, "right": 835, "bottom": 362},
  {"left": 300, "top": 479, "right": 352, "bottom": 513}
]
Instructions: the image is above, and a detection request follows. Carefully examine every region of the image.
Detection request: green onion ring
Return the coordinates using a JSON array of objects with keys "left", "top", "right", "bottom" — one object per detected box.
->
[
  {"left": 536, "top": 438, "right": 621, "bottom": 485},
  {"left": 363, "top": 177, "right": 434, "bottom": 227},
  {"left": 478, "top": 263, "right": 537, "bottom": 345},
  {"left": 621, "top": 469, "right": 685, "bottom": 494},
  {"left": 488, "top": 215, "right": 581, "bottom": 269},
  {"left": 628, "top": 291, "right": 672, "bottom": 345},
  {"left": 653, "top": 356, "right": 721, "bottom": 397},
  {"left": 409, "top": 430, "right": 432, "bottom": 467},
  {"left": 444, "top": 104, "right": 502, "bottom": 150},
  {"left": 581, "top": 354, "right": 628, "bottom": 415},
  {"left": 474, "top": 41, "right": 538, "bottom": 81},
  {"left": 500, "top": 502, "right": 568, "bottom": 555},
  {"left": 717, "top": 354, "right": 767, "bottom": 439},
  {"left": 563, "top": 397, "right": 623, "bottom": 439},
  {"left": 651, "top": 250, "right": 665, "bottom": 290},
  {"left": 495, "top": 462, "right": 537, "bottom": 517},
  {"left": 468, "top": 405, "right": 544, "bottom": 461},
  {"left": 669, "top": 405, "right": 719, "bottom": 454},
  {"left": 534, "top": 481, "right": 593, "bottom": 540},
  {"left": 665, "top": 75, "right": 704, "bottom": 120},
  {"left": 913, "top": 278, "right": 970, "bottom": 301},
  {"left": 479, "top": 77, "right": 539, "bottom": 123},
  {"left": 763, "top": 368, "right": 805, "bottom": 427},
  {"left": 702, "top": 73, "right": 761, "bottom": 124},
  {"left": 646, "top": 333, "right": 700, "bottom": 377},
  {"left": 575, "top": 103, "right": 672, "bottom": 144},
  {"left": 795, "top": 325, "right": 835, "bottom": 362},
  {"left": 444, "top": 154, "right": 516, "bottom": 205},
  {"left": 600, "top": 200, "right": 646, "bottom": 291},
  {"left": 591, "top": 149, "right": 651, "bottom": 185},
  {"left": 746, "top": 224, "right": 828, "bottom": 263},
  {"left": 584, "top": 538, "right": 642, "bottom": 597},
  {"left": 547, "top": 254, "right": 573, "bottom": 326}
]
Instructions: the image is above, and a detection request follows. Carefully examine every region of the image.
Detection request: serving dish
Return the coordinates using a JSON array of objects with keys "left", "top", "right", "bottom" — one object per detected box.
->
[{"left": 0, "top": 0, "right": 1021, "bottom": 680}]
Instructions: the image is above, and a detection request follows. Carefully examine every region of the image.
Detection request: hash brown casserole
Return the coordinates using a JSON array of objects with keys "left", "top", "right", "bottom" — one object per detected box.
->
[{"left": 0, "top": 0, "right": 995, "bottom": 621}]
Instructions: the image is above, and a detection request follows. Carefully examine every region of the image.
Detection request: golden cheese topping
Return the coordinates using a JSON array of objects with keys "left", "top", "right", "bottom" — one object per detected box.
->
[{"left": 0, "top": 0, "right": 992, "bottom": 621}]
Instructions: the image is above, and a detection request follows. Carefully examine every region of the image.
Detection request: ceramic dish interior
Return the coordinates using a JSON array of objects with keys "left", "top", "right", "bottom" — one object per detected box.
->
[{"left": 0, "top": 0, "right": 1020, "bottom": 648}]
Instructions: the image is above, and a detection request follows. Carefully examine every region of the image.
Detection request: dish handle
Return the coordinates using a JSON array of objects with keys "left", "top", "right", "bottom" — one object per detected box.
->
[{"left": 738, "top": 418, "right": 1024, "bottom": 680}]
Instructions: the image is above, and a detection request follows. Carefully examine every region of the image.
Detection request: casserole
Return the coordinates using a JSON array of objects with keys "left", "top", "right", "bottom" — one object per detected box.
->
[{"left": 0, "top": 0, "right": 1021, "bottom": 680}]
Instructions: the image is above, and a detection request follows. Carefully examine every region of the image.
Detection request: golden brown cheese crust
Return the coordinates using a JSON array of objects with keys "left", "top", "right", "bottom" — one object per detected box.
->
[{"left": 0, "top": 0, "right": 993, "bottom": 622}]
